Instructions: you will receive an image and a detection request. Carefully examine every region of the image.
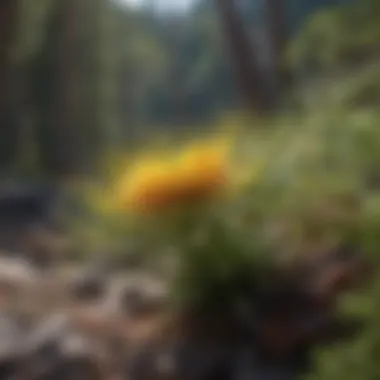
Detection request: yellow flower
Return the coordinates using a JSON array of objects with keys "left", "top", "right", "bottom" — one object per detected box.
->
[{"left": 115, "top": 136, "right": 233, "bottom": 213}]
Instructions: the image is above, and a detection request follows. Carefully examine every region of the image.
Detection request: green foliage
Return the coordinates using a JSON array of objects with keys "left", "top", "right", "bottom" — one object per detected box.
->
[{"left": 289, "top": 0, "right": 380, "bottom": 72}]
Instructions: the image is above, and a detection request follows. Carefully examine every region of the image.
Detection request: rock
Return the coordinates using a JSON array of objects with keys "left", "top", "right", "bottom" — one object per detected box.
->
[
  {"left": 23, "top": 313, "right": 70, "bottom": 354},
  {"left": 68, "top": 270, "right": 108, "bottom": 303},
  {"left": 0, "top": 313, "right": 27, "bottom": 360},
  {"left": 116, "top": 275, "right": 168, "bottom": 319},
  {"left": 0, "top": 188, "right": 53, "bottom": 224},
  {"left": 0, "top": 256, "right": 38, "bottom": 285},
  {"left": 0, "top": 359, "right": 18, "bottom": 379}
]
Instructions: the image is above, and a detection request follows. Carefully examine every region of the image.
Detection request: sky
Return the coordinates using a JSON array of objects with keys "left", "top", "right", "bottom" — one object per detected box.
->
[{"left": 119, "top": 0, "right": 194, "bottom": 12}]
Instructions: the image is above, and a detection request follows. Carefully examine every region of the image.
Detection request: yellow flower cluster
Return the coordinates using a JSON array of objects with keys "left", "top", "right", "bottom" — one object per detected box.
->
[{"left": 115, "top": 136, "right": 233, "bottom": 213}]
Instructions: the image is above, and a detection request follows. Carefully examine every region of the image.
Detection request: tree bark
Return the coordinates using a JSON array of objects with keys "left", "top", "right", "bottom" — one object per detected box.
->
[
  {"left": 39, "top": 0, "right": 89, "bottom": 180},
  {"left": 265, "top": 0, "right": 292, "bottom": 96},
  {"left": 169, "top": 20, "right": 188, "bottom": 125},
  {"left": 0, "top": 0, "right": 18, "bottom": 169},
  {"left": 215, "top": 0, "right": 276, "bottom": 114}
]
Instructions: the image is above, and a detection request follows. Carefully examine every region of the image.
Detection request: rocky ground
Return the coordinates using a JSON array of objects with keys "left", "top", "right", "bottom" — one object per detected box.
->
[
  {"left": 0, "top": 239, "right": 369, "bottom": 380},
  {"left": 0, "top": 256, "right": 169, "bottom": 380}
]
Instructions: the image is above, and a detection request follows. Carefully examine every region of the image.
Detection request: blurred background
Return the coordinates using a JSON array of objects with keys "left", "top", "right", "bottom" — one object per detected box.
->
[
  {"left": 0, "top": 0, "right": 380, "bottom": 379},
  {"left": 0, "top": 0, "right": 367, "bottom": 180}
]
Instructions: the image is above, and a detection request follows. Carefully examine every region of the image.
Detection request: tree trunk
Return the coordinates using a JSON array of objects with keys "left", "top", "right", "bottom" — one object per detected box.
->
[
  {"left": 265, "top": 0, "right": 292, "bottom": 96},
  {"left": 170, "top": 20, "right": 188, "bottom": 125},
  {"left": 40, "top": 0, "right": 88, "bottom": 180},
  {"left": 214, "top": 0, "right": 276, "bottom": 114},
  {"left": 0, "top": 0, "right": 18, "bottom": 170}
]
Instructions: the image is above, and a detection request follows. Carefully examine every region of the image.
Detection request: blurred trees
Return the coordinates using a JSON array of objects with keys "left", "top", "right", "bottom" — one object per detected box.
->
[
  {"left": 1, "top": 0, "right": 127, "bottom": 178},
  {"left": 29, "top": 0, "right": 124, "bottom": 178},
  {"left": 289, "top": 0, "right": 380, "bottom": 110},
  {"left": 0, "top": 0, "right": 371, "bottom": 178}
]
